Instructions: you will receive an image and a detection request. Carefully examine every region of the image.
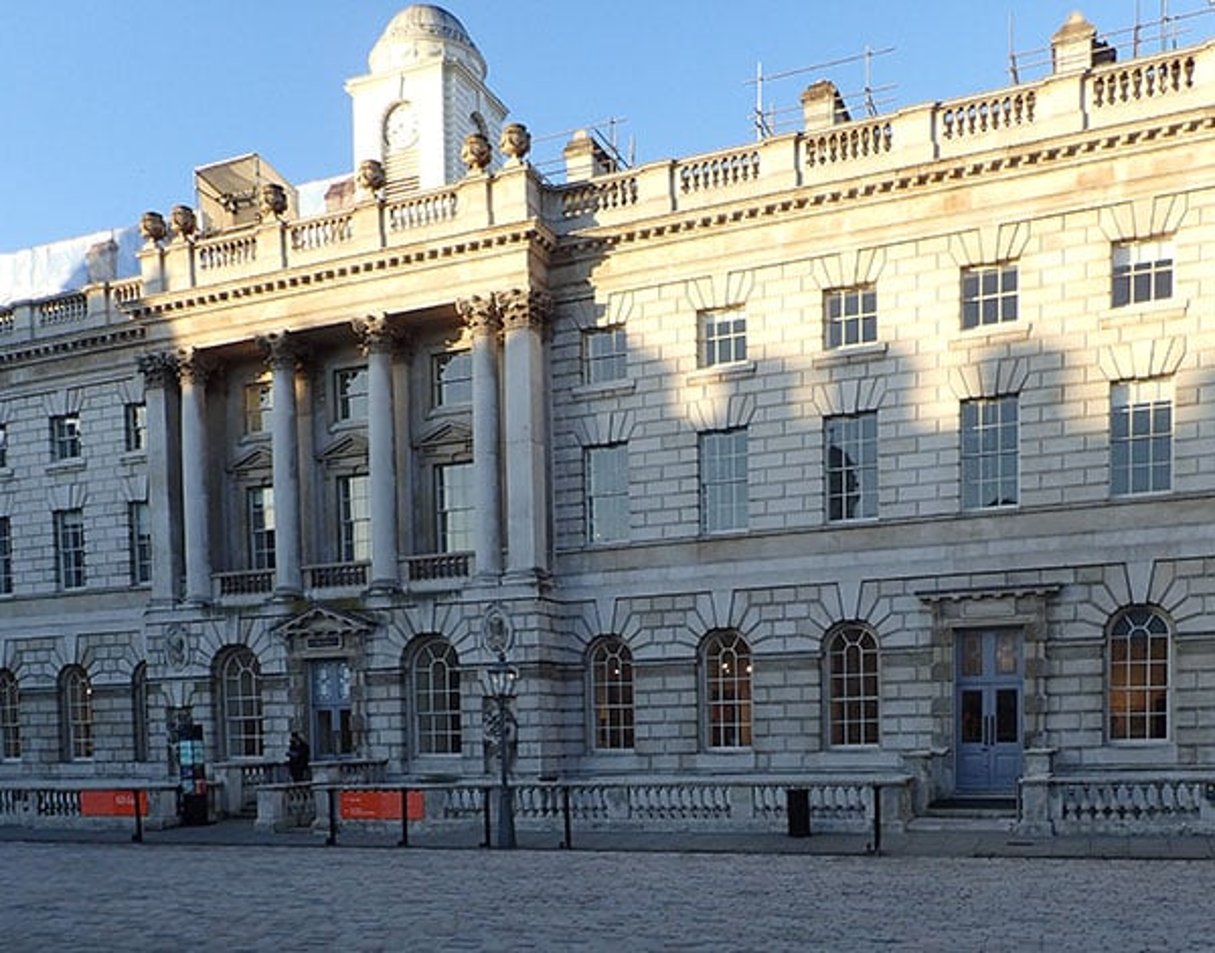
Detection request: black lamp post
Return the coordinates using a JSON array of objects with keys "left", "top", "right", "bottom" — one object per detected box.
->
[{"left": 485, "top": 650, "right": 519, "bottom": 849}]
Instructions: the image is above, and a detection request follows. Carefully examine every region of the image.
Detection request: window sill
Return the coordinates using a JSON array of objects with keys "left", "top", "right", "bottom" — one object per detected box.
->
[
  {"left": 119, "top": 450, "right": 146, "bottom": 466},
  {"left": 426, "top": 403, "right": 472, "bottom": 420},
  {"left": 949, "top": 322, "right": 1031, "bottom": 350},
  {"left": 700, "top": 527, "right": 750, "bottom": 539},
  {"left": 572, "top": 378, "right": 636, "bottom": 400},
  {"left": 0, "top": 466, "right": 11, "bottom": 481},
  {"left": 1100, "top": 298, "right": 1188, "bottom": 326},
  {"left": 1110, "top": 489, "right": 1172, "bottom": 502},
  {"left": 328, "top": 418, "right": 366, "bottom": 435},
  {"left": 686, "top": 360, "right": 756, "bottom": 384},
  {"left": 46, "top": 459, "right": 86, "bottom": 475},
  {"left": 813, "top": 342, "right": 888, "bottom": 368}
]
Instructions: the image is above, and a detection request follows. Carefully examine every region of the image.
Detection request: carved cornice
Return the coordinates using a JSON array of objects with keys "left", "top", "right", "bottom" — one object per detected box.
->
[
  {"left": 127, "top": 224, "right": 555, "bottom": 321},
  {"left": 497, "top": 288, "right": 551, "bottom": 332},
  {"left": 137, "top": 350, "right": 179, "bottom": 388},
  {"left": 0, "top": 326, "right": 145, "bottom": 368},
  {"left": 552, "top": 114, "right": 1215, "bottom": 262},
  {"left": 456, "top": 295, "right": 500, "bottom": 335}
]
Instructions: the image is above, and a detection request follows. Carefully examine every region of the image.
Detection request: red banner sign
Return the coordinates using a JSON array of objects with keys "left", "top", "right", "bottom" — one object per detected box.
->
[
  {"left": 80, "top": 789, "right": 150, "bottom": 817},
  {"left": 339, "top": 789, "right": 424, "bottom": 821}
]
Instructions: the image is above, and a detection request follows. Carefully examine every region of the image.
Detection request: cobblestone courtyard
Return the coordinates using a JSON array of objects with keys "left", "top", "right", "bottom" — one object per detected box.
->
[{"left": 0, "top": 840, "right": 1212, "bottom": 951}]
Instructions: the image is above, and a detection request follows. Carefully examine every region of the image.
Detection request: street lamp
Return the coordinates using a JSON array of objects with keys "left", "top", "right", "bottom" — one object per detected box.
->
[{"left": 485, "top": 650, "right": 519, "bottom": 849}]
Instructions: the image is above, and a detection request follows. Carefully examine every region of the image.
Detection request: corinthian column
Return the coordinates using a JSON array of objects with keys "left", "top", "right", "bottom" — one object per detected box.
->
[
  {"left": 177, "top": 350, "right": 213, "bottom": 604},
  {"left": 258, "top": 331, "right": 303, "bottom": 598},
  {"left": 456, "top": 295, "right": 502, "bottom": 580},
  {"left": 353, "top": 314, "right": 401, "bottom": 592},
  {"left": 137, "top": 351, "right": 183, "bottom": 605},
  {"left": 499, "top": 289, "right": 551, "bottom": 580}
]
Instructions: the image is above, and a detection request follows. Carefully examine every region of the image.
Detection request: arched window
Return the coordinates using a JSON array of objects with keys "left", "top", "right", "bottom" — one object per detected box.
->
[
  {"left": 217, "top": 647, "right": 263, "bottom": 758},
  {"left": 1108, "top": 606, "right": 1170, "bottom": 741},
  {"left": 589, "top": 637, "right": 634, "bottom": 751},
  {"left": 59, "top": 665, "right": 94, "bottom": 761},
  {"left": 0, "top": 668, "right": 20, "bottom": 761},
  {"left": 131, "top": 662, "right": 149, "bottom": 762},
  {"left": 827, "top": 625, "right": 880, "bottom": 746},
  {"left": 703, "top": 631, "right": 751, "bottom": 749},
  {"left": 412, "top": 638, "right": 461, "bottom": 755}
]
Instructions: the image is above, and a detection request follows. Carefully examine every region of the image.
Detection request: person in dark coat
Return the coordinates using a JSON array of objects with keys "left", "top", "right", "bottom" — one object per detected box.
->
[{"left": 287, "top": 731, "right": 311, "bottom": 782}]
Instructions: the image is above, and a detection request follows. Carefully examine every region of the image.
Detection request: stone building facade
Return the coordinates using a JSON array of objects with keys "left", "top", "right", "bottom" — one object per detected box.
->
[{"left": 1, "top": 5, "right": 1214, "bottom": 833}]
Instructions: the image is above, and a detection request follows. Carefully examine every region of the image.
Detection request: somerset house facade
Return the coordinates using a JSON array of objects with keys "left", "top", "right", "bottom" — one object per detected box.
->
[{"left": 1, "top": 5, "right": 1214, "bottom": 835}]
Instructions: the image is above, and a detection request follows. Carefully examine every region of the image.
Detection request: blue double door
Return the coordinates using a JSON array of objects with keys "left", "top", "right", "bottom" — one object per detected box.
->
[{"left": 955, "top": 629, "right": 1023, "bottom": 796}]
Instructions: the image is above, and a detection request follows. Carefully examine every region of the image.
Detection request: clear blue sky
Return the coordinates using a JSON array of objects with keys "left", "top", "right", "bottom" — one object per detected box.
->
[{"left": 0, "top": 1, "right": 1209, "bottom": 253}]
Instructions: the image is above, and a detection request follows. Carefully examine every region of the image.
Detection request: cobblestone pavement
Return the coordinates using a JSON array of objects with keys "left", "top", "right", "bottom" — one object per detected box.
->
[{"left": 1, "top": 841, "right": 1213, "bottom": 952}]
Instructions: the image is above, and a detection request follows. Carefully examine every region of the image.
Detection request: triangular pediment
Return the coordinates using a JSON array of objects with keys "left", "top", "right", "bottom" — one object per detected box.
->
[
  {"left": 273, "top": 604, "right": 376, "bottom": 641},
  {"left": 317, "top": 431, "right": 369, "bottom": 464},
  {"left": 415, "top": 417, "right": 472, "bottom": 451},
  {"left": 230, "top": 444, "right": 273, "bottom": 474}
]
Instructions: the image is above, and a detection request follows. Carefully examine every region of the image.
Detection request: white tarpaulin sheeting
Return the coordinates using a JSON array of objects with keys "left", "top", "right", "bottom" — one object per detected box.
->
[{"left": 0, "top": 225, "right": 141, "bottom": 307}]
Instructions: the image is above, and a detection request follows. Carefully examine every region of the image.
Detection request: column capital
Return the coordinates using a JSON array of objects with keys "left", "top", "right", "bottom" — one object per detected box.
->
[
  {"left": 457, "top": 295, "right": 500, "bottom": 335},
  {"left": 496, "top": 288, "right": 552, "bottom": 332},
  {"left": 257, "top": 330, "right": 306, "bottom": 370},
  {"left": 351, "top": 314, "right": 406, "bottom": 356},
  {"left": 176, "top": 348, "right": 216, "bottom": 386},
  {"left": 137, "top": 351, "right": 180, "bottom": 388}
]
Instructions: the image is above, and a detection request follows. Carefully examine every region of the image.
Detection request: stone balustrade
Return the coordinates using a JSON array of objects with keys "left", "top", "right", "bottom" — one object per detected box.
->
[
  {"left": 0, "top": 782, "right": 187, "bottom": 830},
  {"left": 1, "top": 41, "right": 1208, "bottom": 342},
  {"left": 1019, "top": 772, "right": 1215, "bottom": 834},
  {"left": 302, "top": 775, "right": 908, "bottom": 837}
]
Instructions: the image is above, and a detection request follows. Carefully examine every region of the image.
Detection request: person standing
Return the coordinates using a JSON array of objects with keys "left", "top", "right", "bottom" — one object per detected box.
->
[{"left": 287, "top": 731, "right": 311, "bottom": 782}]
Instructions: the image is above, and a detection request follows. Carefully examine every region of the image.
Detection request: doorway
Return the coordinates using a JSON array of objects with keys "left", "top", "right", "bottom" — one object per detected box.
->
[
  {"left": 310, "top": 659, "right": 353, "bottom": 759},
  {"left": 955, "top": 628, "right": 1023, "bottom": 795}
]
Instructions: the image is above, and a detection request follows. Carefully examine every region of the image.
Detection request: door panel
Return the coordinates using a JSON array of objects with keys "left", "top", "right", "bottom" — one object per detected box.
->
[{"left": 955, "top": 630, "right": 1023, "bottom": 795}]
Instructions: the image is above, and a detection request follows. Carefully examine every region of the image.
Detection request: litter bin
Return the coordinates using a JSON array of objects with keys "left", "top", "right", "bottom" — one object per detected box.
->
[{"left": 786, "top": 787, "right": 810, "bottom": 838}]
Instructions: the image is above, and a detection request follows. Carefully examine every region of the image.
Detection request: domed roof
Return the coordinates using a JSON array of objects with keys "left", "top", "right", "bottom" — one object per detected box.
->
[{"left": 368, "top": 5, "right": 485, "bottom": 77}]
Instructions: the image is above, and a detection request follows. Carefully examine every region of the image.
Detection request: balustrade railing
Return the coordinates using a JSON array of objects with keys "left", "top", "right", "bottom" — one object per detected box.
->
[
  {"left": 216, "top": 569, "right": 274, "bottom": 597},
  {"left": 1091, "top": 54, "right": 1196, "bottom": 108},
  {"left": 388, "top": 190, "right": 458, "bottom": 233},
  {"left": 559, "top": 174, "right": 639, "bottom": 218},
  {"left": 305, "top": 561, "right": 368, "bottom": 590},
  {"left": 196, "top": 231, "right": 257, "bottom": 271},
  {"left": 1053, "top": 777, "right": 1205, "bottom": 829},
  {"left": 939, "top": 91, "right": 1036, "bottom": 140},
  {"left": 676, "top": 149, "right": 760, "bottom": 194},
  {"left": 805, "top": 121, "right": 894, "bottom": 167},
  {"left": 406, "top": 552, "right": 472, "bottom": 581},
  {"left": 111, "top": 278, "right": 142, "bottom": 307},
  {"left": 38, "top": 293, "right": 87, "bottom": 326},
  {"left": 290, "top": 213, "right": 353, "bottom": 252}
]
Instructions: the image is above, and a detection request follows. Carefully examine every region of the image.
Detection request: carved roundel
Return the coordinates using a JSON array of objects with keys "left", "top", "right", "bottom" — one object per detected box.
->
[{"left": 481, "top": 604, "right": 514, "bottom": 655}]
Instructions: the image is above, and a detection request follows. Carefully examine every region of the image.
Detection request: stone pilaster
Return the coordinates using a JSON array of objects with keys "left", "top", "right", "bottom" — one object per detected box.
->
[
  {"left": 352, "top": 314, "right": 402, "bottom": 592},
  {"left": 177, "top": 350, "right": 214, "bottom": 605},
  {"left": 498, "top": 288, "right": 551, "bottom": 581},
  {"left": 456, "top": 295, "right": 502, "bottom": 580},
  {"left": 258, "top": 331, "right": 304, "bottom": 598},
  {"left": 137, "top": 352, "right": 182, "bottom": 605}
]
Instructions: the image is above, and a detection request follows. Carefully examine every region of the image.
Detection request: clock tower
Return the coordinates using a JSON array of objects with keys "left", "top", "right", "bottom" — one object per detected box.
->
[{"left": 345, "top": 5, "right": 509, "bottom": 194}]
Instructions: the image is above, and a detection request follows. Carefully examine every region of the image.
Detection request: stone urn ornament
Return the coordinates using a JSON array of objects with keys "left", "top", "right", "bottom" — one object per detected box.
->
[
  {"left": 499, "top": 123, "right": 531, "bottom": 165},
  {"left": 170, "top": 204, "right": 197, "bottom": 241},
  {"left": 139, "top": 210, "right": 167, "bottom": 245},
  {"left": 461, "top": 132, "right": 492, "bottom": 175},
  {"left": 259, "top": 182, "right": 288, "bottom": 220},
  {"left": 357, "top": 159, "right": 387, "bottom": 196}
]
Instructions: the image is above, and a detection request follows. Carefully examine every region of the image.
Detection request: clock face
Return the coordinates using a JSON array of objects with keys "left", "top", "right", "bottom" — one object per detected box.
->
[{"left": 384, "top": 104, "right": 419, "bottom": 151}]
